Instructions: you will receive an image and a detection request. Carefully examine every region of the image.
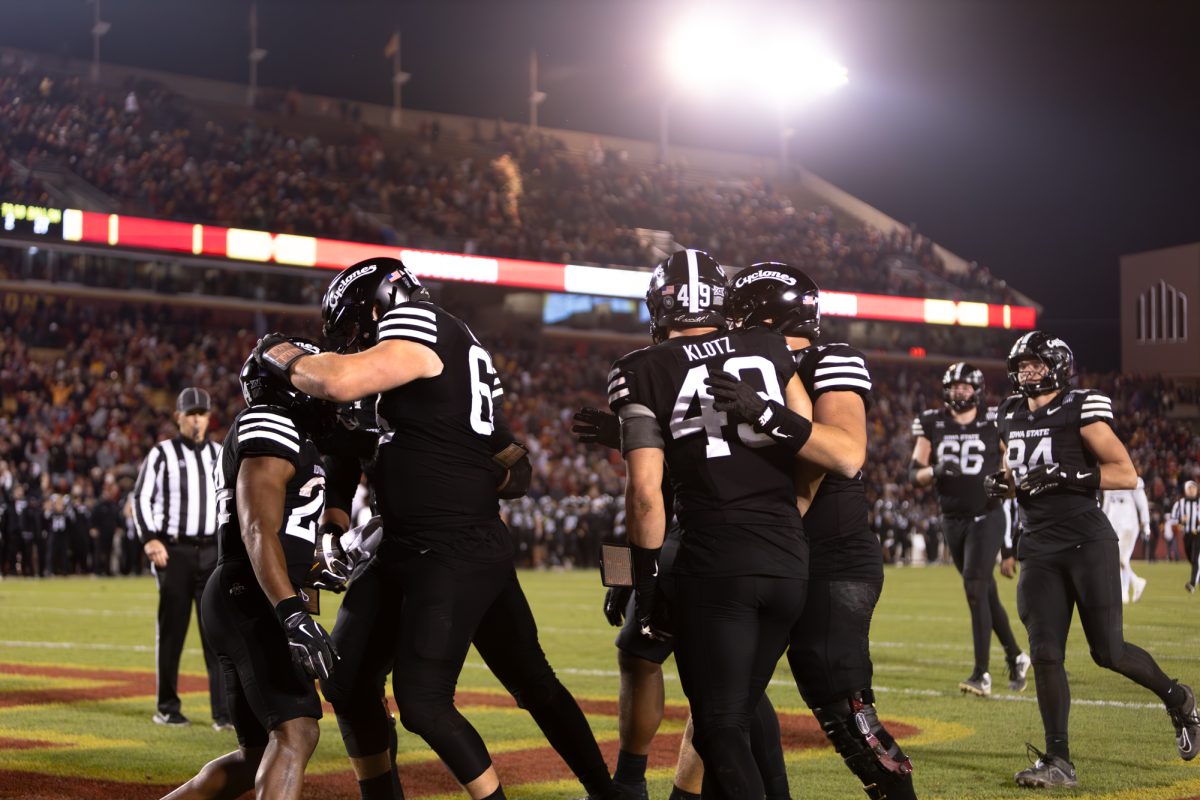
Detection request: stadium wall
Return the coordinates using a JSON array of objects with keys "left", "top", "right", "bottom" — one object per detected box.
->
[{"left": 1120, "top": 242, "right": 1200, "bottom": 376}]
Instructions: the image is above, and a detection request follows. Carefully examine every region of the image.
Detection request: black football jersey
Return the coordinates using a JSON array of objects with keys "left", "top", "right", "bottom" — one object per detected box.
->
[
  {"left": 373, "top": 301, "right": 507, "bottom": 540},
  {"left": 997, "top": 388, "right": 1117, "bottom": 550},
  {"left": 215, "top": 405, "right": 326, "bottom": 588},
  {"left": 792, "top": 343, "right": 882, "bottom": 583},
  {"left": 608, "top": 327, "right": 804, "bottom": 578},
  {"left": 911, "top": 406, "right": 1003, "bottom": 516}
]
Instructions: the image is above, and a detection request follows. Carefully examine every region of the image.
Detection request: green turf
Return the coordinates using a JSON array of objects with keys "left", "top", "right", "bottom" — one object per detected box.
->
[{"left": 2, "top": 564, "right": 1199, "bottom": 798}]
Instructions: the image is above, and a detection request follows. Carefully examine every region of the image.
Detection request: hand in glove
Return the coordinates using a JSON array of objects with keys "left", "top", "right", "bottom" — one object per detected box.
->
[
  {"left": 932, "top": 460, "right": 962, "bottom": 479},
  {"left": 1017, "top": 463, "right": 1100, "bottom": 497},
  {"left": 253, "top": 333, "right": 311, "bottom": 383},
  {"left": 309, "top": 523, "right": 352, "bottom": 593},
  {"left": 603, "top": 586, "right": 632, "bottom": 627},
  {"left": 275, "top": 596, "right": 339, "bottom": 680},
  {"left": 983, "top": 470, "right": 1014, "bottom": 499},
  {"left": 705, "top": 369, "right": 768, "bottom": 424},
  {"left": 572, "top": 407, "right": 621, "bottom": 450}
]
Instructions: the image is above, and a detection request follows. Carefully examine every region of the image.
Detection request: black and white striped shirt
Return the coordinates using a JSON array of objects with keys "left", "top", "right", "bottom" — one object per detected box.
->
[
  {"left": 133, "top": 436, "right": 221, "bottom": 542},
  {"left": 1171, "top": 496, "right": 1200, "bottom": 536}
]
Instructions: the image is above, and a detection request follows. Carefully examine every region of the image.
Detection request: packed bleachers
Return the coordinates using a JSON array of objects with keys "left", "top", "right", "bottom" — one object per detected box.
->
[
  {"left": 2, "top": 284, "right": 1196, "bottom": 576},
  {"left": 0, "top": 53, "right": 1023, "bottom": 304}
]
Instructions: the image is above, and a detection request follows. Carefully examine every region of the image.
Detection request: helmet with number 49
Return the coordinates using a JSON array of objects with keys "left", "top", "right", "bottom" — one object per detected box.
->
[{"left": 645, "top": 249, "right": 728, "bottom": 343}]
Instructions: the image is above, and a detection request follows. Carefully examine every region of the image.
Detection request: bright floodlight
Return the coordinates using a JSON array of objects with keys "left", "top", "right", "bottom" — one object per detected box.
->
[
  {"left": 664, "top": 12, "right": 735, "bottom": 96},
  {"left": 664, "top": 12, "right": 847, "bottom": 106},
  {"left": 747, "top": 31, "right": 848, "bottom": 106}
]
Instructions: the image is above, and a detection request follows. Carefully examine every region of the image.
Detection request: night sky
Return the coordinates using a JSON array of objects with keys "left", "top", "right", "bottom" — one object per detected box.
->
[{"left": 3, "top": 0, "right": 1198, "bottom": 371}]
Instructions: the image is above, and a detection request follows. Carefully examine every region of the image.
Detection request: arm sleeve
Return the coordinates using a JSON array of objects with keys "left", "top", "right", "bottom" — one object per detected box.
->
[
  {"left": 132, "top": 446, "right": 164, "bottom": 543},
  {"left": 1135, "top": 486, "right": 1150, "bottom": 529},
  {"left": 377, "top": 304, "right": 439, "bottom": 348},
  {"left": 234, "top": 408, "right": 304, "bottom": 466}
]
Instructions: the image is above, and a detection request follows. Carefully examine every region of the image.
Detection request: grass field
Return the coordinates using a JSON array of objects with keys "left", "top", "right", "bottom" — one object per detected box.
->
[{"left": 1, "top": 562, "right": 1199, "bottom": 799}]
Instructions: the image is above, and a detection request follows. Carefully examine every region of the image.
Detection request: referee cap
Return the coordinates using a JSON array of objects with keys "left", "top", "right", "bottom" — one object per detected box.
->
[
  {"left": 1186, "top": 480, "right": 1198, "bottom": 492},
  {"left": 177, "top": 387, "right": 211, "bottom": 414}
]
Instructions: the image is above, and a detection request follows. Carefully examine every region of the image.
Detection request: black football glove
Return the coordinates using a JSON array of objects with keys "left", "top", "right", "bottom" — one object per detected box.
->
[
  {"left": 275, "top": 596, "right": 339, "bottom": 681},
  {"left": 254, "top": 332, "right": 311, "bottom": 383},
  {"left": 309, "top": 523, "right": 351, "bottom": 593},
  {"left": 1017, "top": 463, "right": 1100, "bottom": 497},
  {"left": 604, "top": 586, "right": 632, "bottom": 627},
  {"left": 631, "top": 545, "right": 671, "bottom": 641},
  {"left": 572, "top": 407, "right": 621, "bottom": 450},
  {"left": 932, "top": 460, "right": 963, "bottom": 479},
  {"left": 705, "top": 369, "right": 768, "bottom": 424},
  {"left": 983, "top": 470, "right": 1013, "bottom": 499}
]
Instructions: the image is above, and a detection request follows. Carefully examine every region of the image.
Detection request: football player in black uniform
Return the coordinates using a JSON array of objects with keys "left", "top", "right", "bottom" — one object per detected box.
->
[
  {"left": 165, "top": 343, "right": 336, "bottom": 800},
  {"left": 717, "top": 262, "right": 916, "bottom": 800},
  {"left": 256, "top": 258, "right": 615, "bottom": 800},
  {"left": 610, "top": 249, "right": 812, "bottom": 800},
  {"left": 910, "top": 363, "right": 1028, "bottom": 697},
  {"left": 988, "top": 331, "right": 1200, "bottom": 788}
]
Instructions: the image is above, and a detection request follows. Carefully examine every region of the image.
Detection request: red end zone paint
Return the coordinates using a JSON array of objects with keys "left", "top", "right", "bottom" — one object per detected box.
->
[{"left": 0, "top": 662, "right": 920, "bottom": 798}]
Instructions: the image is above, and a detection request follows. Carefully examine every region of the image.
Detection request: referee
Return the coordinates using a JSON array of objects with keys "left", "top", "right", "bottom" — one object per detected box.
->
[
  {"left": 133, "top": 387, "right": 229, "bottom": 730},
  {"left": 1171, "top": 480, "right": 1200, "bottom": 592}
]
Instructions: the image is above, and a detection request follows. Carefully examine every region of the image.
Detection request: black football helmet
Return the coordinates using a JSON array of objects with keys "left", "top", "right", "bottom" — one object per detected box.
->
[
  {"left": 1006, "top": 331, "right": 1073, "bottom": 397},
  {"left": 725, "top": 262, "right": 821, "bottom": 340},
  {"left": 321, "top": 256, "right": 430, "bottom": 352},
  {"left": 239, "top": 337, "right": 332, "bottom": 428},
  {"left": 645, "top": 249, "right": 728, "bottom": 343},
  {"left": 942, "top": 362, "right": 984, "bottom": 412}
]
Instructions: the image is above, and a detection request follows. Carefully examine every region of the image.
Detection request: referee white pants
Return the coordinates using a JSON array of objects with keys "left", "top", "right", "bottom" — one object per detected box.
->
[{"left": 1106, "top": 508, "right": 1142, "bottom": 600}]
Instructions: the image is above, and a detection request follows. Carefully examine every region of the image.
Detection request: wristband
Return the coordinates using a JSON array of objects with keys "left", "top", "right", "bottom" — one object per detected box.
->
[
  {"left": 630, "top": 544, "right": 662, "bottom": 592},
  {"left": 274, "top": 595, "right": 307, "bottom": 626},
  {"left": 751, "top": 400, "right": 813, "bottom": 454},
  {"left": 1067, "top": 468, "right": 1101, "bottom": 490}
]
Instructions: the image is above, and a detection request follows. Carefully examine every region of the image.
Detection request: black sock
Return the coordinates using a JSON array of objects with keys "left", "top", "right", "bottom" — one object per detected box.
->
[
  {"left": 668, "top": 788, "right": 700, "bottom": 800},
  {"left": 480, "top": 787, "right": 506, "bottom": 800},
  {"left": 359, "top": 769, "right": 399, "bottom": 800},
  {"left": 1166, "top": 682, "right": 1187, "bottom": 708},
  {"left": 614, "top": 750, "right": 648, "bottom": 786},
  {"left": 1045, "top": 736, "right": 1070, "bottom": 764}
]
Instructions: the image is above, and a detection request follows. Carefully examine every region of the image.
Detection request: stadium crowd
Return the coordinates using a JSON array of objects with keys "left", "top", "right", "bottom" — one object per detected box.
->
[
  {"left": 0, "top": 54, "right": 1022, "bottom": 304},
  {"left": 2, "top": 292, "right": 1197, "bottom": 577}
]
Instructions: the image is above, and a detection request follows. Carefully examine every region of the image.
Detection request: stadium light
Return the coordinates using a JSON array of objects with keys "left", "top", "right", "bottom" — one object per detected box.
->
[{"left": 659, "top": 11, "right": 848, "bottom": 164}]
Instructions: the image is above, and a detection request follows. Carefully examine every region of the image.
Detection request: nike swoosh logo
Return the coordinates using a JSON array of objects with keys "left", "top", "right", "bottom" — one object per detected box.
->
[
  {"left": 1046, "top": 407, "right": 1062, "bottom": 415},
  {"left": 1076, "top": 471, "right": 1091, "bottom": 480},
  {"left": 770, "top": 426, "right": 790, "bottom": 439},
  {"left": 299, "top": 624, "right": 312, "bottom": 637},
  {"left": 652, "top": 563, "right": 659, "bottom": 577}
]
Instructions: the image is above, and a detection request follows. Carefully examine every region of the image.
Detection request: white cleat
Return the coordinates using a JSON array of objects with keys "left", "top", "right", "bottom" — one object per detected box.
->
[{"left": 1132, "top": 576, "right": 1148, "bottom": 603}]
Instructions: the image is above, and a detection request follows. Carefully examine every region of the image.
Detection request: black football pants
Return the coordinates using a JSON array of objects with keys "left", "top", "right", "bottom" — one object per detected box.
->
[
  {"left": 672, "top": 573, "right": 806, "bottom": 800},
  {"left": 1017, "top": 536, "right": 1175, "bottom": 750},
  {"left": 944, "top": 510, "right": 1021, "bottom": 676},
  {"left": 154, "top": 539, "right": 227, "bottom": 721},
  {"left": 787, "top": 579, "right": 881, "bottom": 707}
]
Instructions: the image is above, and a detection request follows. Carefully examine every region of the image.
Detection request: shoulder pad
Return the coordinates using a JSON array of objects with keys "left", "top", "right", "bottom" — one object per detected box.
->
[
  {"left": 377, "top": 302, "right": 440, "bottom": 346},
  {"left": 236, "top": 406, "right": 303, "bottom": 457}
]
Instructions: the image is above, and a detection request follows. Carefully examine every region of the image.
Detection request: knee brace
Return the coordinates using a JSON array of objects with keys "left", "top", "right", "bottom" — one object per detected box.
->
[{"left": 812, "top": 689, "right": 916, "bottom": 800}]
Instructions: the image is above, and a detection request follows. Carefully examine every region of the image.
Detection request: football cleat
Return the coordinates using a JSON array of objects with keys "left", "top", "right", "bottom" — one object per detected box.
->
[
  {"left": 1014, "top": 744, "right": 1077, "bottom": 788},
  {"left": 1168, "top": 683, "right": 1200, "bottom": 761},
  {"left": 960, "top": 672, "right": 992, "bottom": 697},
  {"left": 1186, "top": 582, "right": 1196, "bottom": 594},
  {"left": 1132, "top": 576, "right": 1148, "bottom": 603},
  {"left": 212, "top": 718, "right": 235, "bottom": 733},
  {"left": 152, "top": 711, "right": 189, "bottom": 727},
  {"left": 1008, "top": 653, "right": 1032, "bottom": 692}
]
